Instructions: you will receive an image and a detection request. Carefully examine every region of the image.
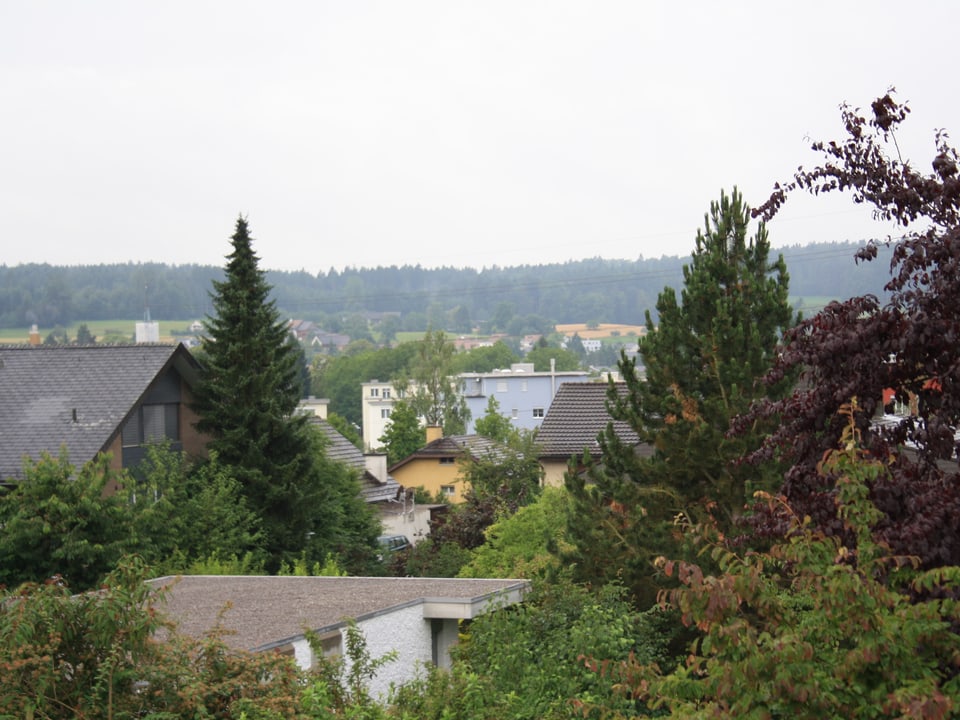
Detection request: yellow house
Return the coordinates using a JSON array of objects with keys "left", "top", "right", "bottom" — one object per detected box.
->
[{"left": 388, "top": 426, "right": 503, "bottom": 504}]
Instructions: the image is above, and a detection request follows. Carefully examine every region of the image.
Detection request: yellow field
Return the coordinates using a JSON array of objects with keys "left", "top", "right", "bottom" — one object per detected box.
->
[{"left": 555, "top": 323, "right": 647, "bottom": 339}]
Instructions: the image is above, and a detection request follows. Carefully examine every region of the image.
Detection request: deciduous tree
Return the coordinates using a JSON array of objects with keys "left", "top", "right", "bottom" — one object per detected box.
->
[
  {"left": 607, "top": 409, "right": 960, "bottom": 718},
  {"left": 401, "top": 329, "right": 470, "bottom": 435},
  {"left": 740, "top": 92, "right": 960, "bottom": 567},
  {"left": 472, "top": 395, "right": 515, "bottom": 443},
  {"left": 378, "top": 400, "right": 423, "bottom": 466},
  {"left": 0, "top": 453, "right": 133, "bottom": 590}
]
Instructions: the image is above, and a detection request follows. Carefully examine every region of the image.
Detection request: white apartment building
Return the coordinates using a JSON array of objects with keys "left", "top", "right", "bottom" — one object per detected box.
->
[{"left": 361, "top": 380, "right": 409, "bottom": 451}]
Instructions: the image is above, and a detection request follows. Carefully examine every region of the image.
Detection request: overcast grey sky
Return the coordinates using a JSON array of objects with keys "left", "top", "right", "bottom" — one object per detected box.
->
[{"left": 2, "top": 2, "right": 956, "bottom": 273}]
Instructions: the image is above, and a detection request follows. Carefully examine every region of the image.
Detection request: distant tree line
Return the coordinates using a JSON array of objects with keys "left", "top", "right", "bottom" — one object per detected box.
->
[{"left": 0, "top": 241, "right": 891, "bottom": 330}]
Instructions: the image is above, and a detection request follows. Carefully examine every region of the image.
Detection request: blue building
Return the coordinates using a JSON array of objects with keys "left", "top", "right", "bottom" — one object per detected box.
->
[{"left": 460, "top": 362, "right": 594, "bottom": 433}]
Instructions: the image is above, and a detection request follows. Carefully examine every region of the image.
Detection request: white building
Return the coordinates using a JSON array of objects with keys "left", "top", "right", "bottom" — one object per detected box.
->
[{"left": 361, "top": 380, "right": 410, "bottom": 451}]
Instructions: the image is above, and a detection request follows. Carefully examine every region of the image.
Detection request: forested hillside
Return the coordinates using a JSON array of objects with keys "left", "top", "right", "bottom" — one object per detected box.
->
[{"left": 0, "top": 241, "right": 891, "bottom": 330}]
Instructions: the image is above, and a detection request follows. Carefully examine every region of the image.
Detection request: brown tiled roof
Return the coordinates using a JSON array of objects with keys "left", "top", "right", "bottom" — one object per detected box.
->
[
  {"left": 149, "top": 575, "right": 528, "bottom": 652},
  {"left": 536, "top": 382, "right": 643, "bottom": 460},
  {"left": 388, "top": 434, "right": 504, "bottom": 473}
]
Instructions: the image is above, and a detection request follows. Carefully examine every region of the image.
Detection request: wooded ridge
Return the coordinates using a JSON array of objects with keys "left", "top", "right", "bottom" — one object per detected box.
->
[{"left": 0, "top": 241, "right": 892, "bottom": 330}]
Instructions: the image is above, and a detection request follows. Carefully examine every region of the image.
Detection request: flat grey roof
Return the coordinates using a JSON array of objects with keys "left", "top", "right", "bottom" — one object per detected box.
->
[{"left": 149, "top": 575, "right": 528, "bottom": 652}]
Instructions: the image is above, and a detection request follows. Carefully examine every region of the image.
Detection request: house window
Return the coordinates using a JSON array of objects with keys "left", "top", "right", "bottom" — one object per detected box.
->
[
  {"left": 370, "top": 388, "right": 380, "bottom": 397},
  {"left": 317, "top": 631, "right": 342, "bottom": 658},
  {"left": 439, "top": 457, "right": 455, "bottom": 465},
  {"left": 496, "top": 380, "right": 508, "bottom": 393},
  {"left": 381, "top": 408, "right": 391, "bottom": 419},
  {"left": 532, "top": 407, "right": 545, "bottom": 418},
  {"left": 441, "top": 485, "right": 456, "bottom": 496},
  {"left": 122, "top": 404, "right": 179, "bottom": 447},
  {"left": 383, "top": 388, "right": 391, "bottom": 399},
  {"left": 511, "top": 408, "right": 519, "bottom": 419}
]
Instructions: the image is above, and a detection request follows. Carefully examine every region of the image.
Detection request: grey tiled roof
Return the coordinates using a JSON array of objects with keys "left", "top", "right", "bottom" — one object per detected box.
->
[
  {"left": 311, "top": 416, "right": 366, "bottom": 469},
  {"left": 310, "top": 417, "right": 402, "bottom": 503},
  {"left": 149, "top": 575, "right": 529, "bottom": 652},
  {"left": 0, "top": 344, "right": 197, "bottom": 482},
  {"left": 536, "top": 382, "right": 643, "bottom": 459}
]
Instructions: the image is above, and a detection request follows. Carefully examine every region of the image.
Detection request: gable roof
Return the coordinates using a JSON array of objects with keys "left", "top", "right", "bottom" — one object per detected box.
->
[
  {"left": 0, "top": 343, "right": 199, "bottom": 482},
  {"left": 388, "top": 434, "right": 504, "bottom": 473},
  {"left": 309, "top": 416, "right": 402, "bottom": 503},
  {"left": 149, "top": 575, "right": 529, "bottom": 654},
  {"left": 536, "top": 381, "right": 644, "bottom": 460}
]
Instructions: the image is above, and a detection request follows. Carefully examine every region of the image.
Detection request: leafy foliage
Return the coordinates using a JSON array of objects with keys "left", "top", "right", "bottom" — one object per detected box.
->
[
  {"left": 740, "top": 92, "right": 960, "bottom": 567},
  {"left": 377, "top": 400, "right": 424, "bottom": 466},
  {"left": 451, "top": 577, "right": 673, "bottom": 719},
  {"left": 0, "top": 556, "right": 304, "bottom": 719},
  {"left": 129, "top": 446, "right": 264, "bottom": 572},
  {"left": 449, "top": 341, "right": 519, "bottom": 373},
  {"left": 0, "top": 452, "right": 134, "bottom": 591},
  {"left": 525, "top": 344, "right": 582, "bottom": 372},
  {"left": 472, "top": 395, "right": 515, "bottom": 443},
  {"left": 459, "top": 485, "right": 572, "bottom": 580},
  {"left": 606, "top": 407, "right": 960, "bottom": 719},
  {"left": 400, "top": 329, "right": 471, "bottom": 435},
  {"left": 302, "top": 620, "right": 396, "bottom": 719},
  {"left": 457, "top": 429, "right": 543, "bottom": 503}
]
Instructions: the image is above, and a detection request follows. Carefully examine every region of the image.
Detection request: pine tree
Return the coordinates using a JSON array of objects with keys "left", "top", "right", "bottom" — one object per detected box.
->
[
  {"left": 192, "top": 217, "right": 337, "bottom": 570},
  {"left": 564, "top": 188, "right": 795, "bottom": 607}
]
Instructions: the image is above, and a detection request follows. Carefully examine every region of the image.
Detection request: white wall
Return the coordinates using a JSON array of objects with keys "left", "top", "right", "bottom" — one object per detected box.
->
[{"left": 356, "top": 603, "right": 435, "bottom": 699}]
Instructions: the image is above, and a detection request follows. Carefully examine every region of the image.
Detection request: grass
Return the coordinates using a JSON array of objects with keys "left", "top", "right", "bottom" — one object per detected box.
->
[{"left": 0, "top": 319, "right": 198, "bottom": 344}]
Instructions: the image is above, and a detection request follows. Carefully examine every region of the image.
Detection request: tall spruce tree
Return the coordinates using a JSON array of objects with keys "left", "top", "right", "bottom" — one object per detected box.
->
[
  {"left": 192, "top": 217, "right": 337, "bottom": 570},
  {"left": 563, "top": 188, "right": 795, "bottom": 607}
]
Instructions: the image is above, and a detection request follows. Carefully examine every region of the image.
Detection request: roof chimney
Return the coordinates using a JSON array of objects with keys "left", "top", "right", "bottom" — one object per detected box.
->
[
  {"left": 364, "top": 453, "right": 388, "bottom": 483},
  {"left": 425, "top": 425, "right": 443, "bottom": 444},
  {"left": 28, "top": 324, "right": 41, "bottom": 346}
]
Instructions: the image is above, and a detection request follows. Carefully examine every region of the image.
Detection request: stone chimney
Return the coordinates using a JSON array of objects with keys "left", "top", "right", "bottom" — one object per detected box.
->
[
  {"left": 425, "top": 425, "right": 443, "bottom": 444},
  {"left": 28, "top": 324, "right": 41, "bottom": 346}
]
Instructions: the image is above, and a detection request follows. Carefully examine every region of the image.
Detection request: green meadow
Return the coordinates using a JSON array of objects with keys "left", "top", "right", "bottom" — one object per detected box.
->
[{"left": 0, "top": 320, "right": 197, "bottom": 344}]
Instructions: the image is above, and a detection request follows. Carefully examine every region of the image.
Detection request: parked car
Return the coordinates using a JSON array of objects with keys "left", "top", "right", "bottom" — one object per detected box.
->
[{"left": 377, "top": 535, "right": 411, "bottom": 557}]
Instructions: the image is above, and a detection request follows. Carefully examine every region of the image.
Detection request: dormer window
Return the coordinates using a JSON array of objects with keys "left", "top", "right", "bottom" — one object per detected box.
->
[{"left": 122, "top": 404, "right": 179, "bottom": 447}]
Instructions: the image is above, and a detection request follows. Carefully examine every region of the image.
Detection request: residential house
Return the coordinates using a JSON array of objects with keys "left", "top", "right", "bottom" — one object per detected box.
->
[
  {"left": 311, "top": 331, "right": 352, "bottom": 353},
  {"left": 0, "top": 343, "right": 207, "bottom": 486},
  {"left": 298, "top": 396, "right": 331, "bottom": 419},
  {"left": 388, "top": 427, "right": 504, "bottom": 504},
  {"left": 451, "top": 334, "right": 505, "bottom": 351},
  {"left": 536, "top": 381, "right": 649, "bottom": 487},
  {"left": 149, "top": 574, "right": 528, "bottom": 699},
  {"left": 362, "top": 363, "right": 592, "bottom": 451},
  {"left": 287, "top": 318, "right": 319, "bottom": 342}
]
